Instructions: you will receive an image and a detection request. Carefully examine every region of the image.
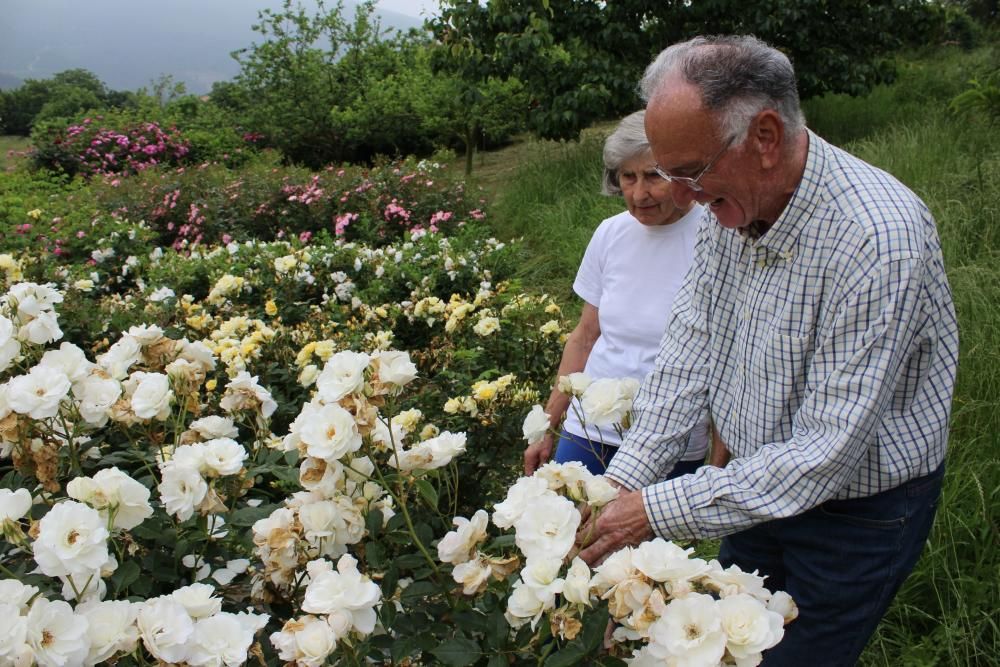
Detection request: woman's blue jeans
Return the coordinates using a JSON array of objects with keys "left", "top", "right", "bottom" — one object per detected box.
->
[
  {"left": 719, "top": 464, "right": 945, "bottom": 666},
  {"left": 553, "top": 429, "right": 702, "bottom": 479}
]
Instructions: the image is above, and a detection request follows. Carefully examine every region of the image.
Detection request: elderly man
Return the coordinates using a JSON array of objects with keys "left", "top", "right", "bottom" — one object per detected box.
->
[{"left": 578, "top": 36, "right": 959, "bottom": 665}]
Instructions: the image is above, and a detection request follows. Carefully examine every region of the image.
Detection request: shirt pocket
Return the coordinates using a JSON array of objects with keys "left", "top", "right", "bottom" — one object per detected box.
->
[{"left": 746, "top": 331, "right": 812, "bottom": 437}]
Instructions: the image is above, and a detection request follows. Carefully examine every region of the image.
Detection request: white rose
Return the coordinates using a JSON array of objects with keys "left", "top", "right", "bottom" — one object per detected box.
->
[
  {"left": 73, "top": 370, "right": 122, "bottom": 426},
  {"left": 315, "top": 351, "right": 370, "bottom": 402},
  {"left": 201, "top": 438, "right": 247, "bottom": 477},
  {"left": 188, "top": 415, "right": 239, "bottom": 441},
  {"left": 646, "top": 593, "right": 726, "bottom": 666},
  {"left": 504, "top": 579, "right": 552, "bottom": 629},
  {"left": 25, "top": 598, "right": 90, "bottom": 667},
  {"left": 33, "top": 501, "right": 109, "bottom": 578},
  {"left": 583, "top": 475, "right": 620, "bottom": 507},
  {"left": 452, "top": 557, "right": 492, "bottom": 595},
  {"left": 373, "top": 350, "right": 418, "bottom": 387},
  {"left": 579, "top": 377, "right": 635, "bottom": 427},
  {"left": 766, "top": 590, "right": 799, "bottom": 624},
  {"left": 472, "top": 316, "right": 500, "bottom": 336},
  {"left": 437, "top": 509, "right": 489, "bottom": 565},
  {"left": 562, "top": 557, "right": 593, "bottom": 607},
  {"left": 299, "top": 402, "right": 363, "bottom": 462},
  {"left": 0, "top": 316, "right": 21, "bottom": 373},
  {"left": 38, "top": 342, "right": 92, "bottom": 385},
  {"left": 633, "top": 538, "right": 710, "bottom": 585},
  {"left": 77, "top": 599, "right": 140, "bottom": 665},
  {"left": 7, "top": 365, "right": 71, "bottom": 419},
  {"left": 20, "top": 309, "right": 63, "bottom": 344},
  {"left": 149, "top": 286, "right": 176, "bottom": 302},
  {"left": 513, "top": 493, "right": 580, "bottom": 562},
  {"left": 300, "top": 555, "right": 381, "bottom": 635},
  {"left": 188, "top": 611, "right": 259, "bottom": 666},
  {"left": 492, "top": 476, "right": 554, "bottom": 529},
  {"left": 0, "top": 579, "right": 39, "bottom": 613},
  {"left": 97, "top": 335, "right": 142, "bottom": 380},
  {"left": 590, "top": 547, "right": 637, "bottom": 592},
  {"left": 702, "top": 560, "right": 771, "bottom": 601},
  {"left": 130, "top": 371, "right": 174, "bottom": 420},
  {"left": 521, "top": 404, "right": 551, "bottom": 445},
  {"left": 717, "top": 593, "right": 785, "bottom": 665},
  {"left": 425, "top": 431, "right": 467, "bottom": 468},
  {"left": 556, "top": 372, "right": 591, "bottom": 397},
  {"left": 69, "top": 467, "right": 153, "bottom": 531},
  {"left": 520, "top": 557, "right": 564, "bottom": 601},
  {"left": 171, "top": 582, "right": 222, "bottom": 619},
  {"left": 136, "top": 596, "right": 195, "bottom": 664},
  {"left": 178, "top": 339, "right": 217, "bottom": 372},
  {"left": 298, "top": 364, "right": 320, "bottom": 387},
  {"left": 219, "top": 371, "right": 277, "bottom": 418},
  {"left": 534, "top": 461, "right": 589, "bottom": 497},
  {"left": 0, "top": 602, "right": 28, "bottom": 664},
  {"left": 0, "top": 487, "right": 32, "bottom": 522},
  {"left": 158, "top": 464, "right": 208, "bottom": 521},
  {"left": 270, "top": 615, "right": 337, "bottom": 666}
]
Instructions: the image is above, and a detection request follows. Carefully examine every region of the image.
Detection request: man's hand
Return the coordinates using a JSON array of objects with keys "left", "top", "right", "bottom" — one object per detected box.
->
[
  {"left": 576, "top": 488, "right": 654, "bottom": 566},
  {"left": 524, "top": 433, "right": 555, "bottom": 475}
]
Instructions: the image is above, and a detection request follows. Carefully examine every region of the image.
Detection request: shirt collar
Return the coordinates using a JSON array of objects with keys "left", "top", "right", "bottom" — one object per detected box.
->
[{"left": 747, "top": 129, "right": 828, "bottom": 260}]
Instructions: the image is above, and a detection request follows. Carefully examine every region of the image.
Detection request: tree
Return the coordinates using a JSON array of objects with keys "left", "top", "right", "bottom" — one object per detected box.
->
[{"left": 430, "top": 0, "right": 948, "bottom": 140}]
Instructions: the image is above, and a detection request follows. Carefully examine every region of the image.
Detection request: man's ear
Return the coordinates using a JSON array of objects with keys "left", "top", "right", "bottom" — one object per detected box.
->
[{"left": 752, "top": 109, "right": 784, "bottom": 170}]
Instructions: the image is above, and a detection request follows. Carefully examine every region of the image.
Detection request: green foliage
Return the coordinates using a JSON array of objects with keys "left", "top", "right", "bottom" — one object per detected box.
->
[
  {"left": 0, "top": 68, "right": 133, "bottom": 136},
  {"left": 431, "top": 0, "right": 948, "bottom": 142}
]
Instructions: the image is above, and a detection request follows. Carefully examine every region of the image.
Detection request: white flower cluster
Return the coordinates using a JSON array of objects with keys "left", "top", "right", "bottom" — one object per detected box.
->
[
  {"left": 437, "top": 462, "right": 619, "bottom": 634},
  {"left": 253, "top": 349, "right": 429, "bottom": 600},
  {"left": 157, "top": 436, "right": 248, "bottom": 521},
  {"left": 0, "top": 579, "right": 267, "bottom": 666},
  {"left": 270, "top": 554, "right": 382, "bottom": 666},
  {"left": 594, "top": 543, "right": 796, "bottom": 666},
  {"left": 439, "top": 460, "right": 797, "bottom": 665},
  {"left": 556, "top": 373, "right": 640, "bottom": 428}
]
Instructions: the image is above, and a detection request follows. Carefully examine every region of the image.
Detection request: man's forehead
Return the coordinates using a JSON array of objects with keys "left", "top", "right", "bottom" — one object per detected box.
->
[{"left": 645, "top": 85, "right": 716, "bottom": 161}]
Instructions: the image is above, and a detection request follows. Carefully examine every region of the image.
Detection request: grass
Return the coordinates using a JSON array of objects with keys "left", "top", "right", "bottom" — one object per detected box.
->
[
  {"left": 0, "top": 135, "right": 31, "bottom": 171},
  {"left": 483, "top": 45, "right": 1000, "bottom": 666}
]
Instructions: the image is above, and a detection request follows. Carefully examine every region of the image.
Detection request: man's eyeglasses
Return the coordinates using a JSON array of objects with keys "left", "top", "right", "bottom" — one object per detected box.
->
[{"left": 654, "top": 135, "right": 736, "bottom": 192}]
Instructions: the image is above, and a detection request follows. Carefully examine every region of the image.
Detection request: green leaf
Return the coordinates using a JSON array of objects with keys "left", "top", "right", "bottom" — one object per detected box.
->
[
  {"left": 430, "top": 637, "right": 482, "bottom": 667},
  {"left": 487, "top": 655, "right": 507, "bottom": 667},
  {"left": 366, "top": 507, "right": 383, "bottom": 539},
  {"left": 415, "top": 478, "right": 439, "bottom": 507},
  {"left": 486, "top": 606, "right": 509, "bottom": 649},
  {"left": 228, "top": 504, "right": 277, "bottom": 526},
  {"left": 400, "top": 580, "right": 438, "bottom": 604},
  {"left": 110, "top": 559, "right": 141, "bottom": 595}
]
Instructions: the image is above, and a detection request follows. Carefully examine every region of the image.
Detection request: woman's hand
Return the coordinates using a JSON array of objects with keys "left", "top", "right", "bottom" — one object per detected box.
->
[{"left": 524, "top": 432, "right": 556, "bottom": 475}]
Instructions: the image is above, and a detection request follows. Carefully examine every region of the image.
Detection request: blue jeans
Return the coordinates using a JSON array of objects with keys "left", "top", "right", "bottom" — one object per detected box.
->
[
  {"left": 719, "top": 464, "right": 945, "bottom": 666},
  {"left": 553, "top": 430, "right": 703, "bottom": 479}
]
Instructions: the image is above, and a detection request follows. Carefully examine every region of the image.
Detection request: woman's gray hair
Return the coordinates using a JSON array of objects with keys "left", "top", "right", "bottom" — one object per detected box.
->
[
  {"left": 602, "top": 110, "right": 651, "bottom": 196},
  {"left": 640, "top": 35, "right": 806, "bottom": 144}
]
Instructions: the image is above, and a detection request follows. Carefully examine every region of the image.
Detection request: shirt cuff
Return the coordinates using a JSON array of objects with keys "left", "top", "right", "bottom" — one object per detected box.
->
[
  {"left": 604, "top": 448, "right": 662, "bottom": 490},
  {"left": 641, "top": 478, "right": 701, "bottom": 541}
]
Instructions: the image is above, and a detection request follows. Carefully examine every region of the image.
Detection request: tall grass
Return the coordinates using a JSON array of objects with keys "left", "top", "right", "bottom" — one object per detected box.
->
[{"left": 488, "top": 46, "right": 1000, "bottom": 666}]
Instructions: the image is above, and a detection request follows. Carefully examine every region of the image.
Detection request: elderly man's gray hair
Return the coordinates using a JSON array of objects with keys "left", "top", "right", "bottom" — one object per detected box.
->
[
  {"left": 641, "top": 35, "right": 806, "bottom": 143},
  {"left": 602, "top": 110, "right": 651, "bottom": 196}
]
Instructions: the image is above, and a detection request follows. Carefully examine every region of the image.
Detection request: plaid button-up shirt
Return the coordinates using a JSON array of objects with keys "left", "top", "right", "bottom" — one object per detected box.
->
[{"left": 604, "top": 131, "right": 959, "bottom": 540}]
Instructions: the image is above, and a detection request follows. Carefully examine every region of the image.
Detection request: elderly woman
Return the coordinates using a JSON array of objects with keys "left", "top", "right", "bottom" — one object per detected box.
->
[{"left": 524, "top": 110, "right": 713, "bottom": 476}]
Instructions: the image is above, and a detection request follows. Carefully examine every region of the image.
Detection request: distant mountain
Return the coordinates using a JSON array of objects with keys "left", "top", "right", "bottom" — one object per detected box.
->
[
  {"left": 0, "top": 73, "right": 24, "bottom": 91},
  {"left": 0, "top": 0, "right": 427, "bottom": 95}
]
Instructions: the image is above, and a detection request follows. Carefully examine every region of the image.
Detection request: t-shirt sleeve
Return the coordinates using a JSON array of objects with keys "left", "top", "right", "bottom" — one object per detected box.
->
[{"left": 573, "top": 217, "right": 613, "bottom": 307}]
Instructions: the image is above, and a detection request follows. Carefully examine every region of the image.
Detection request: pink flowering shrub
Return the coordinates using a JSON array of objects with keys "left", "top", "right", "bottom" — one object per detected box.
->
[
  {"left": 32, "top": 115, "right": 191, "bottom": 177},
  {"left": 105, "top": 156, "right": 487, "bottom": 249}
]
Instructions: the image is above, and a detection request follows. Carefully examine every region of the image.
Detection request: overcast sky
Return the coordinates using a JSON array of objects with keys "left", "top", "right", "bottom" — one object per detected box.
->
[
  {"left": 375, "top": 0, "right": 441, "bottom": 18},
  {"left": 0, "top": 0, "right": 443, "bottom": 93}
]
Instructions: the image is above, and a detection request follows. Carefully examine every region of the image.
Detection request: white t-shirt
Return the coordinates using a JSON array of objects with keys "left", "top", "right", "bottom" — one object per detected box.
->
[{"left": 563, "top": 205, "right": 710, "bottom": 460}]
